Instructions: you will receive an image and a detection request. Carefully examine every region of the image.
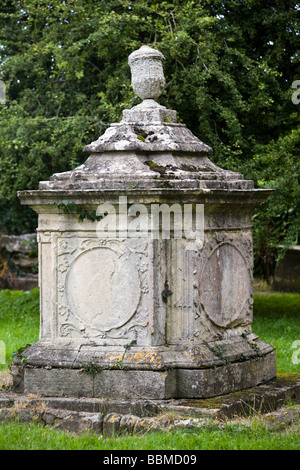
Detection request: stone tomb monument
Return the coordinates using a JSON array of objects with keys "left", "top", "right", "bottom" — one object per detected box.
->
[{"left": 15, "top": 46, "right": 276, "bottom": 399}]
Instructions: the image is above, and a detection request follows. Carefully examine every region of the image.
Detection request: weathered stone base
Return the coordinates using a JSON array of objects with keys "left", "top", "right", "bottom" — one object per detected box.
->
[
  {"left": 2, "top": 373, "right": 300, "bottom": 436},
  {"left": 13, "top": 351, "right": 276, "bottom": 400}
]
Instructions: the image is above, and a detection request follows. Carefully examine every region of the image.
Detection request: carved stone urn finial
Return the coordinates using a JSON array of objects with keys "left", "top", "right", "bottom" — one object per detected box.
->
[{"left": 128, "top": 45, "right": 166, "bottom": 101}]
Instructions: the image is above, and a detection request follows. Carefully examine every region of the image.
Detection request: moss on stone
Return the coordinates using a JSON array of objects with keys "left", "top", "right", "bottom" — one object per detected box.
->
[
  {"left": 145, "top": 161, "right": 166, "bottom": 175},
  {"left": 180, "top": 399, "right": 223, "bottom": 409},
  {"left": 276, "top": 372, "right": 300, "bottom": 385}
]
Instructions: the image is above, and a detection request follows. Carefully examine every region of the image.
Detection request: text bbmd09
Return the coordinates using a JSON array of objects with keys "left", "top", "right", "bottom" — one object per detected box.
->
[{"left": 147, "top": 454, "right": 197, "bottom": 465}]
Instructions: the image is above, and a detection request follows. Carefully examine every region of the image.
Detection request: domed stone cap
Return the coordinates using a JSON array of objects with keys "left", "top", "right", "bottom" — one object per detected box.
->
[
  {"left": 34, "top": 45, "right": 256, "bottom": 192},
  {"left": 83, "top": 121, "right": 213, "bottom": 154},
  {"left": 83, "top": 45, "right": 213, "bottom": 154}
]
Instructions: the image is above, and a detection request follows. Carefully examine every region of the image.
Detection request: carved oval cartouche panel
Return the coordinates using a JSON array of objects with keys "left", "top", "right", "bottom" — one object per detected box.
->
[
  {"left": 200, "top": 243, "right": 250, "bottom": 328},
  {"left": 66, "top": 247, "right": 140, "bottom": 332}
]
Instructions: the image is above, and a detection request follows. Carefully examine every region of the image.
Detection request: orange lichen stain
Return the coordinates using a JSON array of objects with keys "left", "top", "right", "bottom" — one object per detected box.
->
[
  {"left": 128, "top": 349, "right": 163, "bottom": 368},
  {"left": 184, "top": 349, "right": 202, "bottom": 361},
  {"left": 105, "top": 353, "right": 123, "bottom": 362},
  {"left": 108, "top": 414, "right": 117, "bottom": 422},
  {"left": 183, "top": 352, "right": 194, "bottom": 360},
  {"left": 106, "top": 349, "right": 164, "bottom": 369}
]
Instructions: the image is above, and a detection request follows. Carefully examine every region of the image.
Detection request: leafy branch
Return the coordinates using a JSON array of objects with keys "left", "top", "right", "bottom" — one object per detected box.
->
[{"left": 54, "top": 200, "right": 103, "bottom": 223}]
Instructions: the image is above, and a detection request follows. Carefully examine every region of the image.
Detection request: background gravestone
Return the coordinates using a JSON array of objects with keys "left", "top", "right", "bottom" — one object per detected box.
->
[
  {"left": 0, "top": 234, "right": 38, "bottom": 290},
  {"left": 273, "top": 245, "right": 300, "bottom": 292}
]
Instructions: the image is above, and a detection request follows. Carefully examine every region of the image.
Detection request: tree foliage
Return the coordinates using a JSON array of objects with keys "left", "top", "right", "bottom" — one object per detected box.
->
[{"left": 0, "top": 0, "right": 299, "bottom": 279}]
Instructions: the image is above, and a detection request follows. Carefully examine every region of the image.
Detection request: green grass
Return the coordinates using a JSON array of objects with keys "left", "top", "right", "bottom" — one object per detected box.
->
[
  {"left": 0, "top": 287, "right": 299, "bottom": 450},
  {"left": 0, "top": 288, "right": 39, "bottom": 371},
  {"left": 0, "top": 421, "right": 299, "bottom": 450},
  {"left": 253, "top": 293, "right": 300, "bottom": 373}
]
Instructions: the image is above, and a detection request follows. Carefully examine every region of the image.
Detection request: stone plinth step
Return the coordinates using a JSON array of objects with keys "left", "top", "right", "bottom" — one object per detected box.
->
[{"left": 1, "top": 373, "right": 299, "bottom": 436}]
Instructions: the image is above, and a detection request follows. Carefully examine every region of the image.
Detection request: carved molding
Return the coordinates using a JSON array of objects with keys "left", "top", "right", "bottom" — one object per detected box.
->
[
  {"left": 196, "top": 231, "right": 253, "bottom": 331},
  {"left": 55, "top": 235, "right": 151, "bottom": 343}
]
